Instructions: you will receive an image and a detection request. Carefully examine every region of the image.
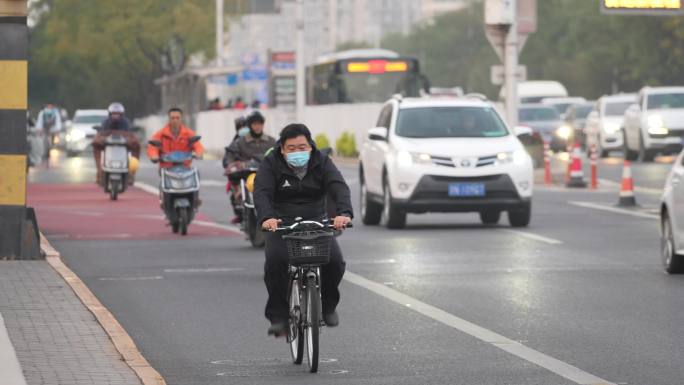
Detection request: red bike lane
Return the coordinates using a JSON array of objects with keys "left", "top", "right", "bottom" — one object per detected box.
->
[{"left": 28, "top": 183, "right": 240, "bottom": 240}]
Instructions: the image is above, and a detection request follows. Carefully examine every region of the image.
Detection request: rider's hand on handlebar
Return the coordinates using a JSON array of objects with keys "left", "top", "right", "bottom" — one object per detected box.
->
[
  {"left": 333, "top": 215, "right": 352, "bottom": 231},
  {"left": 262, "top": 218, "right": 282, "bottom": 232}
]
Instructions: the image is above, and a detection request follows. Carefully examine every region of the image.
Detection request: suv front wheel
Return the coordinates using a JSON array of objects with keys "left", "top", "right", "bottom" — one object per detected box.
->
[
  {"left": 508, "top": 202, "right": 531, "bottom": 227},
  {"left": 360, "top": 175, "right": 382, "bottom": 225},
  {"left": 381, "top": 179, "right": 406, "bottom": 229}
]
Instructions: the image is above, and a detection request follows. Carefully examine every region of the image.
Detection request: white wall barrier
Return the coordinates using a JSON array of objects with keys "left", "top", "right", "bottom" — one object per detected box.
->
[{"left": 135, "top": 103, "right": 383, "bottom": 157}]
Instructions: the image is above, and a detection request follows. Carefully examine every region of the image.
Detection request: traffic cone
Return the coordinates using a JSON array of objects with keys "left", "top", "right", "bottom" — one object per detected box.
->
[
  {"left": 617, "top": 160, "right": 637, "bottom": 207},
  {"left": 543, "top": 141, "right": 552, "bottom": 185},
  {"left": 566, "top": 142, "right": 586, "bottom": 188}
]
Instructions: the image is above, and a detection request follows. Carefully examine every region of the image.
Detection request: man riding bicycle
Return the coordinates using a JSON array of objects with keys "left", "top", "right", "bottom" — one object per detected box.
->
[{"left": 254, "top": 123, "right": 352, "bottom": 337}]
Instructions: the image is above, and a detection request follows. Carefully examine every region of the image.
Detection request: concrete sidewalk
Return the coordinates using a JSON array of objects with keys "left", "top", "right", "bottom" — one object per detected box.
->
[{"left": 0, "top": 259, "right": 142, "bottom": 385}]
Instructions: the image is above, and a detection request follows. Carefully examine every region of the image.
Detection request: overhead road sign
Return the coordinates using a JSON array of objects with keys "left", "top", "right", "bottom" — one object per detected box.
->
[{"left": 601, "top": 0, "right": 683, "bottom": 15}]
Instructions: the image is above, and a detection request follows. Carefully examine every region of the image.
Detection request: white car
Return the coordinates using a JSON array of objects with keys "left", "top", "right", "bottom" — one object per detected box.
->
[
  {"left": 541, "top": 97, "right": 587, "bottom": 115},
  {"left": 660, "top": 149, "right": 684, "bottom": 274},
  {"left": 585, "top": 93, "right": 636, "bottom": 157},
  {"left": 65, "top": 109, "right": 108, "bottom": 156},
  {"left": 500, "top": 80, "right": 568, "bottom": 104},
  {"left": 359, "top": 96, "right": 534, "bottom": 229},
  {"left": 624, "top": 86, "right": 684, "bottom": 162}
]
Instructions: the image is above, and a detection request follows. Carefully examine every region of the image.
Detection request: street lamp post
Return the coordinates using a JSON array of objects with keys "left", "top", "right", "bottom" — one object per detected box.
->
[
  {"left": 216, "top": 0, "right": 224, "bottom": 66},
  {"left": 295, "top": 0, "right": 305, "bottom": 122}
]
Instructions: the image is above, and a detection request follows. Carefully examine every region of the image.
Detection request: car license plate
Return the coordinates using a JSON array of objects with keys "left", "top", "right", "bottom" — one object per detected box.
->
[{"left": 448, "top": 183, "right": 485, "bottom": 197}]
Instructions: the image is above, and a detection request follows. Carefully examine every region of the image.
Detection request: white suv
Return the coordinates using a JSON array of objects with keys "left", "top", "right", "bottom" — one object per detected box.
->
[
  {"left": 359, "top": 96, "right": 534, "bottom": 229},
  {"left": 624, "top": 86, "right": 684, "bottom": 162},
  {"left": 661, "top": 149, "right": 684, "bottom": 274}
]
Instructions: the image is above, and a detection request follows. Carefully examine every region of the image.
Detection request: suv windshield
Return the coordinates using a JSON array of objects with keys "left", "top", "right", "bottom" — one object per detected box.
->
[
  {"left": 647, "top": 93, "right": 684, "bottom": 110},
  {"left": 575, "top": 105, "right": 594, "bottom": 119},
  {"left": 74, "top": 114, "right": 106, "bottom": 124},
  {"left": 604, "top": 101, "right": 632, "bottom": 116},
  {"left": 518, "top": 107, "right": 560, "bottom": 122},
  {"left": 395, "top": 107, "right": 508, "bottom": 138}
]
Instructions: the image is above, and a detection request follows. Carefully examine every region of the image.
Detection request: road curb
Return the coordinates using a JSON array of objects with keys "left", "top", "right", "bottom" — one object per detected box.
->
[{"left": 40, "top": 233, "right": 166, "bottom": 385}]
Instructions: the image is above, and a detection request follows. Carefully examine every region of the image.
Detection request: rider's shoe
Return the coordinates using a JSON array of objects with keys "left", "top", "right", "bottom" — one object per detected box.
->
[
  {"left": 267, "top": 320, "right": 288, "bottom": 337},
  {"left": 230, "top": 216, "right": 242, "bottom": 225},
  {"left": 323, "top": 311, "right": 339, "bottom": 327}
]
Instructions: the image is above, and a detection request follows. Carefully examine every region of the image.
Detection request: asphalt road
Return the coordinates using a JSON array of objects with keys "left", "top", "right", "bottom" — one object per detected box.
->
[{"left": 30, "top": 151, "right": 684, "bottom": 385}]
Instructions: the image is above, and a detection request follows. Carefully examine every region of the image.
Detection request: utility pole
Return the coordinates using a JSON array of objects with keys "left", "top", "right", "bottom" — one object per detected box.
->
[
  {"left": 0, "top": 0, "right": 40, "bottom": 259},
  {"left": 504, "top": 3, "right": 518, "bottom": 127},
  {"left": 216, "top": 0, "right": 224, "bottom": 66},
  {"left": 295, "top": 0, "right": 305, "bottom": 122}
]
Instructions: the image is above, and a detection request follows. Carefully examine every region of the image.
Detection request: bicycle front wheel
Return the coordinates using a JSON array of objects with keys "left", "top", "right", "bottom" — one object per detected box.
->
[
  {"left": 288, "top": 278, "right": 304, "bottom": 364},
  {"left": 305, "top": 275, "right": 320, "bottom": 373}
]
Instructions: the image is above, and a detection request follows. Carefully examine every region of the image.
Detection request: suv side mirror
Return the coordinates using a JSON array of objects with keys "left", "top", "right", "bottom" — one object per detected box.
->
[{"left": 368, "top": 127, "right": 388, "bottom": 141}]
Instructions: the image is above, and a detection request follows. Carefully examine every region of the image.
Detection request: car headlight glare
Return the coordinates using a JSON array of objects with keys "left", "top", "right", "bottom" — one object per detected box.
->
[
  {"left": 647, "top": 114, "right": 668, "bottom": 135},
  {"left": 555, "top": 125, "right": 572, "bottom": 140},
  {"left": 603, "top": 122, "right": 620, "bottom": 135},
  {"left": 68, "top": 129, "right": 86, "bottom": 142}
]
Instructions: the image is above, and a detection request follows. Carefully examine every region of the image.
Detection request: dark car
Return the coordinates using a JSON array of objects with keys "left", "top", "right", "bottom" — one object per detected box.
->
[
  {"left": 564, "top": 102, "right": 596, "bottom": 149},
  {"left": 518, "top": 104, "right": 569, "bottom": 152}
]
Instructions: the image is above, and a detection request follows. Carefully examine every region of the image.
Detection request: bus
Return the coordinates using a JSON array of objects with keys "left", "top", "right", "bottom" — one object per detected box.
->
[{"left": 306, "top": 49, "right": 427, "bottom": 105}]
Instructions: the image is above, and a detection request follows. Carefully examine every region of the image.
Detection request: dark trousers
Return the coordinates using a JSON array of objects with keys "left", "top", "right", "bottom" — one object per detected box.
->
[{"left": 264, "top": 232, "right": 346, "bottom": 322}]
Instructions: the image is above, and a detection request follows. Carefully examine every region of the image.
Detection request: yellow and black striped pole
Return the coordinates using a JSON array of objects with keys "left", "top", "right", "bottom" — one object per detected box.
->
[{"left": 0, "top": 0, "right": 38, "bottom": 258}]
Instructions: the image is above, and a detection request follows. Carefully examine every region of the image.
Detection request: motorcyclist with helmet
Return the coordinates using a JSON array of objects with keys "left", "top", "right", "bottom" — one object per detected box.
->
[
  {"left": 223, "top": 111, "right": 276, "bottom": 224},
  {"left": 91, "top": 102, "right": 141, "bottom": 186}
]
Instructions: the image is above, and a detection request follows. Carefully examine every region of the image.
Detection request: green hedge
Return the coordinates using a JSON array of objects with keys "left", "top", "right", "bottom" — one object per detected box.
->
[
  {"left": 335, "top": 132, "right": 358, "bottom": 158},
  {"left": 314, "top": 133, "right": 330, "bottom": 150}
]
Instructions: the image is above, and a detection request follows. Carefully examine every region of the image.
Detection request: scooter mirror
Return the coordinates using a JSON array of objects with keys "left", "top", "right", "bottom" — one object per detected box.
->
[
  {"left": 92, "top": 125, "right": 102, "bottom": 131},
  {"left": 188, "top": 136, "right": 202, "bottom": 144},
  {"left": 148, "top": 140, "right": 162, "bottom": 148}
]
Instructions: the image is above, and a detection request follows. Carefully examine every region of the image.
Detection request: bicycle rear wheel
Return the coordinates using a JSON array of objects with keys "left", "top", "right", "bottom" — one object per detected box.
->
[
  {"left": 305, "top": 275, "right": 320, "bottom": 373},
  {"left": 288, "top": 278, "right": 304, "bottom": 364}
]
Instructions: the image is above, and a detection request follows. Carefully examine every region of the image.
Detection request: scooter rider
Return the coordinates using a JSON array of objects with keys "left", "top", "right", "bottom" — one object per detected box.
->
[
  {"left": 92, "top": 102, "right": 141, "bottom": 186},
  {"left": 147, "top": 107, "right": 204, "bottom": 168},
  {"left": 255, "top": 123, "right": 353, "bottom": 336},
  {"left": 223, "top": 111, "right": 276, "bottom": 224}
]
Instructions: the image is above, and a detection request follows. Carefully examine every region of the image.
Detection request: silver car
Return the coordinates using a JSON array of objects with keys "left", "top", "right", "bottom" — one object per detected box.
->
[
  {"left": 661, "top": 149, "right": 684, "bottom": 273},
  {"left": 65, "top": 109, "right": 108, "bottom": 156}
]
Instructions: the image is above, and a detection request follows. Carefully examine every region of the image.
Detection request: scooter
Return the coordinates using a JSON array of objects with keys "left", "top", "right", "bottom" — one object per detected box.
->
[
  {"left": 149, "top": 137, "right": 201, "bottom": 236},
  {"left": 225, "top": 159, "right": 264, "bottom": 247},
  {"left": 101, "top": 134, "right": 129, "bottom": 201}
]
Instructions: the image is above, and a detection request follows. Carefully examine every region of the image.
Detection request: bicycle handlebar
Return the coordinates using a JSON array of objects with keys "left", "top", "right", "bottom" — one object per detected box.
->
[{"left": 265, "top": 220, "right": 353, "bottom": 233}]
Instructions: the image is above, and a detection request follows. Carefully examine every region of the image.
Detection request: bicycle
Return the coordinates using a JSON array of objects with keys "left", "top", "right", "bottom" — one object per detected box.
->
[{"left": 269, "top": 218, "right": 352, "bottom": 373}]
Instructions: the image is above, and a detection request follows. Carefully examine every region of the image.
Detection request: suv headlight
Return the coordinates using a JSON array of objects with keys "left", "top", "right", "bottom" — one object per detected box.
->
[
  {"left": 647, "top": 114, "right": 668, "bottom": 135},
  {"left": 396, "top": 151, "right": 432, "bottom": 166},
  {"left": 603, "top": 122, "right": 620, "bottom": 135},
  {"left": 497, "top": 150, "right": 528, "bottom": 165},
  {"left": 555, "top": 125, "right": 573, "bottom": 140}
]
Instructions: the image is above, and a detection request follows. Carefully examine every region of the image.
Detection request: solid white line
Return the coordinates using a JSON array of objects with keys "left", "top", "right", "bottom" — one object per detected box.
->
[
  {"left": 98, "top": 276, "right": 164, "bottom": 281},
  {"left": 0, "top": 314, "right": 28, "bottom": 385},
  {"left": 163, "top": 267, "right": 245, "bottom": 273},
  {"left": 344, "top": 272, "right": 615, "bottom": 385},
  {"left": 201, "top": 180, "right": 226, "bottom": 187},
  {"left": 501, "top": 229, "right": 564, "bottom": 245},
  {"left": 133, "top": 181, "right": 242, "bottom": 235},
  {"left": 193, "top": 220, "right": 243, "bottom": 235},
  {"left": 134, "top": 181, "right": 159, "bottom": 195},
  {"left": 568, "top": 201, "right": 659, "bottom": 220}
]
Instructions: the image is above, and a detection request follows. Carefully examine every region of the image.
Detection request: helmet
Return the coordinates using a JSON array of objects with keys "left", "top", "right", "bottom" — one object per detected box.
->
[
  {"left": 234, "top": 116, "right": 247, "bottom": 130},
  {"left": 108, "top": 102, "right": 125, "bottom": 114},
  {"left": 128, "top": 155, "right": 139, "bottom": 173},
  {"left": 246, "top": 110, "right": 265, "bottom": 127}
]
